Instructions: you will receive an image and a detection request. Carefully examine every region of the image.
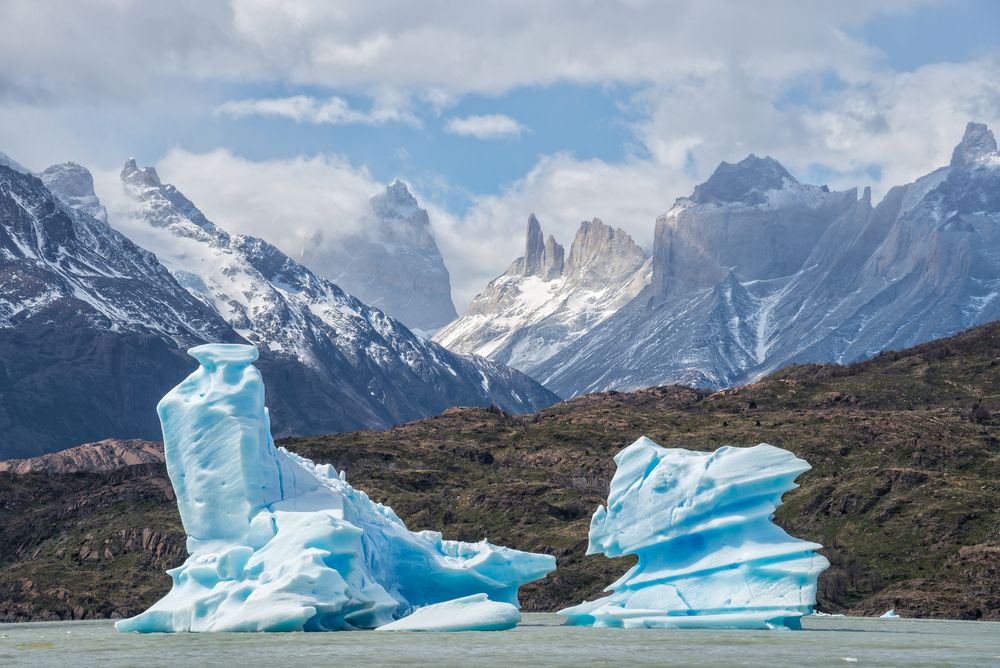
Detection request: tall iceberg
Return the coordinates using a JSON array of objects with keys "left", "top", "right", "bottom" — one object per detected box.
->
[
  {"left": 560, "top": 437, "right": 829, "bottom": 630},
  {"left": 116, "top": 344, "right": 555, "bottom": 632}
]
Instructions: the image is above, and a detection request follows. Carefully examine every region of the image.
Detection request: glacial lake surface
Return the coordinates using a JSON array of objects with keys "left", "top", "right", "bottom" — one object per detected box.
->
[{"left": 2, "top": 614, "right": 998, "bottom": 667}]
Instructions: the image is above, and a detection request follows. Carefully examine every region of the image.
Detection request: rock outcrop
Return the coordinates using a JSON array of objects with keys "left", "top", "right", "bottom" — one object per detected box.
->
[{"left": 434, "top": 215, "right": 648, "bottom": 374}]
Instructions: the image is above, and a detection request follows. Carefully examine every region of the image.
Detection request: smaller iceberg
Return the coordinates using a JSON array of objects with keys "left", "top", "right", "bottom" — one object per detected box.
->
[
  {"left": 880, "top": 609, "right": 900, "bottom": 619},
  {"left": 560, "top": 437, "right": 829, "bottom": 630},
  {"left": 375, "top": 594, "right": 520, "bottom": 632},
  {"left": 116, "top": 344, "right": 554, "bottom": 632}
]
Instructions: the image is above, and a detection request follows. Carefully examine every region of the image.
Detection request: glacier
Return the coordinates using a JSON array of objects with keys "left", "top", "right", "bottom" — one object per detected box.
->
[
  {"left": 559, "top": 437, "right": 829, "bottom": 630},
  {"left": 115, "top": 343, "right": 555, "bottom": 633}
]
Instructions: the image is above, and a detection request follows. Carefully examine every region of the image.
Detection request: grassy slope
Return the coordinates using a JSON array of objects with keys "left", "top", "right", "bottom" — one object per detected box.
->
[{"left": 0, "top": 323, "right": 997, "bottom": 621}]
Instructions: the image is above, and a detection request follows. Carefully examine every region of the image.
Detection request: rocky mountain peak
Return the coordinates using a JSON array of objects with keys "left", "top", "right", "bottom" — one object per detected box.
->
[
  {"left": 40, "top": 162, "right": 108, "bottom": 223},
  {"left": 950, "top": 122, "right": 998, "bottom": 168},
  {"left": 543, "top": 234, "right": 565, "bottom": 279},
  {"left": 692, "top": 154, "right": 795, "bottom": 206},
  {"left": 372, "top": 178, "right": 420, "bottom": 219},
  {"left": 120, "top": 159, "right": 221, "bottom": 237},
  {"left": 121, "top": 158, "right": 162, "bottom": 189},
  {"left": 566, "top": 218, "right": 646, "bottom": 286},
  {"left": 517, "top": 214, "right": 565, "bottom": 280}
]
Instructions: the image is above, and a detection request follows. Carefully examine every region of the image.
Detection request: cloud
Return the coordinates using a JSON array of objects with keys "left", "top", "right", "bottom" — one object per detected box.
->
[
  {"left": 444, "top": 114, "right": 525, "bottom": 139},
  {"left": 5, "top": 0, "right": 1000, "bottom": 315},
  {"left": 0, "top": 0, "right": 918, "bottom": 105},
  {"left": 216, "top": 91, "right": 420, "bottom": 126},
  {"left": 91, "top": 149, "right": 384, "bottom": 267}
]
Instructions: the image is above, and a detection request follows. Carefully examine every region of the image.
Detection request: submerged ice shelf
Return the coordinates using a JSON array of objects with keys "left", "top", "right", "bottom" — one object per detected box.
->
[
  {"left": 115, "top": 344, "right": 555, "bottom": 633},
  {"left": 559, "top": 437, "right": 829, "bottom": 630}
]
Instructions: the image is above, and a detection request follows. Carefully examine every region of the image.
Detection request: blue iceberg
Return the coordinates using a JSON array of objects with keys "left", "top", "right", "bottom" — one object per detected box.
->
[
  {"left": 115, "top": 344, "right": 555, "bottom": 633},
  {"left": 559, "top": 437, "right": 829, "bottom": 630}
]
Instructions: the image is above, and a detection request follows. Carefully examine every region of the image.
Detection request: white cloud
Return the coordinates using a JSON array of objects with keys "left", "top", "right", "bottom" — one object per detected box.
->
[
  {"left": 4, "top": 0, "right": 1000, "bottom": 315},
  {"left": 216, "top": 91, "right": 420, "bottom": 126},
  {"left": 0, "top": 1, "right": 917, "bottom": 105},
  {"left": 95, "top": 149, "right": 384, "bottom": 264},
  {"left": 445, "top": 114, "right": 525, "bottom": 139}
]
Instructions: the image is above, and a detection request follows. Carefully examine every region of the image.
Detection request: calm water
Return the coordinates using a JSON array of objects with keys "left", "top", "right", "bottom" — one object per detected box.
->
[{"left": 1, "top": 614, "right": 998, "bottom": 667}]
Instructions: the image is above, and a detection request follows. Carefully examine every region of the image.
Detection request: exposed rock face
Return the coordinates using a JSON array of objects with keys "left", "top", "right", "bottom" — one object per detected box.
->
[
  {"left": 516, "top": 213, "right": 565, "bottom": 280},
  {"left": 434, "top": 215, "right": 648, "bottom": 374},
  {"left": 0, "top": 156, "right": 556, "bottom": 459},
  {"left": 566, "top": 218, "right": 648, "bottom": 289},
  {"left": 0, "top": 439, "right": 163, "bottom": 474},
  {"left": 39, "top": 162, "right": 108, "bottom": 222},
  {"left": 537, "top": 122, "right": 1000, "bottom": 396},
  {"left": 951, "top": 121, "right": 999, "bottom": 168},
  {"left": 303, "top": 180, "right": 458, "bottom": 333}
]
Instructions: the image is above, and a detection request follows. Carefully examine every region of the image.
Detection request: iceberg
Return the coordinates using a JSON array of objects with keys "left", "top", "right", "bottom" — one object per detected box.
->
[
  {"left": 115, "top": 344, "right": 555, "bottom": 633},
  {"left": 880, "top": 609, "right": 900, "bottom": 619},
  {"left": 559, "top": 437, "right": 829, "bottom": 630},
  {"left": 375, "top": 594, "right": 520, "bottom": 632}
]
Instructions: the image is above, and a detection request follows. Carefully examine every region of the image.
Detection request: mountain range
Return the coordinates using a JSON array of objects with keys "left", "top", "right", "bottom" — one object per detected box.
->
[
  {"left": 0, "top": 157, "right": 556, "bottom": 459},
  {"left": 2, "top": 121, "right": 998, "bottom": 457},
  {"left": 434, "top": 215, "right": 649, "bottom": 373},
  {"left": 439, "top": 122, "right": 1000, "bottom": 398}
]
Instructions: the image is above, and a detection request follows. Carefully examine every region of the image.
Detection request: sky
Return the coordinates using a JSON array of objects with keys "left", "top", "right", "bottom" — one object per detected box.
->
[{"left": 1, "top": 0, "right": 999, "bottom": 309}]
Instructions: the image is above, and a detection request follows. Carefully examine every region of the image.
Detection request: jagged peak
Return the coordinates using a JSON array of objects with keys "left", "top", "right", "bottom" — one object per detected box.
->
[
  {"left": 692, "top": 154, "right": 796, "bottom": 205},
  {"left": 950, "top": 121, "right": 998, "bottom": 168},
  {"left": 565, "top": 217, "right": 646, "bottom": 285},
  {"left": 508, "top": 214, "right": 564, "bottom": 280},
  {"left": 120, "top": 158, "right": 162, "bottom": 189},
  {"left": 371, "top": 178, "right": 421, "bottom": 220}
]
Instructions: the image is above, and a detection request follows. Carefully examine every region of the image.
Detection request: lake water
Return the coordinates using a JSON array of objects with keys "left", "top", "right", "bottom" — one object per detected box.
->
[{"left": 1, "top": 614, "right": 998, "bottom": 667}]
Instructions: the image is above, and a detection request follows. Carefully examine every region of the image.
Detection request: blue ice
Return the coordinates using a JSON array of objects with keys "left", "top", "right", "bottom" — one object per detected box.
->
[
  {"left": 559, "top": 437, "right": 829, "bottom": 630},
  {"left": 115, "top": 344, "right": 555, "bottom": 632}
]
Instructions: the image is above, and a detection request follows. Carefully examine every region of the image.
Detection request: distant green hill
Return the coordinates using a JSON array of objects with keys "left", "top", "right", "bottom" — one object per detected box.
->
[{"left": 1, "top": 322, "right": 997, "bottom": 622}]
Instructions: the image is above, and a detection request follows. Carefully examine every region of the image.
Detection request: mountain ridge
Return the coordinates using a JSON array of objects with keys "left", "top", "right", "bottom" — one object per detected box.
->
[
  {"left": 0, "top": 155, "right": 557, "bottom": 458},
  {"left": 533, "top": 121, "right": 1000, "bottom": 397}
]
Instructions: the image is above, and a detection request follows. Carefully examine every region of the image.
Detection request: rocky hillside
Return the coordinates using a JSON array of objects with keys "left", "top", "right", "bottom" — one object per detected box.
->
[{"left": 0, "top": 321, "right": 996, "bottom": 622}]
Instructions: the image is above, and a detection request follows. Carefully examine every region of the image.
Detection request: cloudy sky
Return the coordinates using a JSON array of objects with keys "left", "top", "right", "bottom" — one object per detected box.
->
[{"left": 2, "top": 0, "right": 999, "bottom": 308}]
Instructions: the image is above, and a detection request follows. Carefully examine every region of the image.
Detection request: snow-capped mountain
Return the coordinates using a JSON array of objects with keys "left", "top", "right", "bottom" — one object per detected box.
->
[
  {"left": 0, "top": 156, "right": 556, "bottom": 459},
  {"left": 0, "top": 162, "right": 242, "bottom": 457},
  {"left": 536, "top": 122, "right": 1000, "bottom": 397},
  {"left": 115, "top": 158, "right": 554, "bottom": 413},
  {"left": 40, "top": 162, "right": 108, "bottom": 223},
  {"left": 434, "top": 214, "right": 649, "bottom": 374},
  {"left": 301, "top": 179, "right": 458, "bottom": 333}
]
